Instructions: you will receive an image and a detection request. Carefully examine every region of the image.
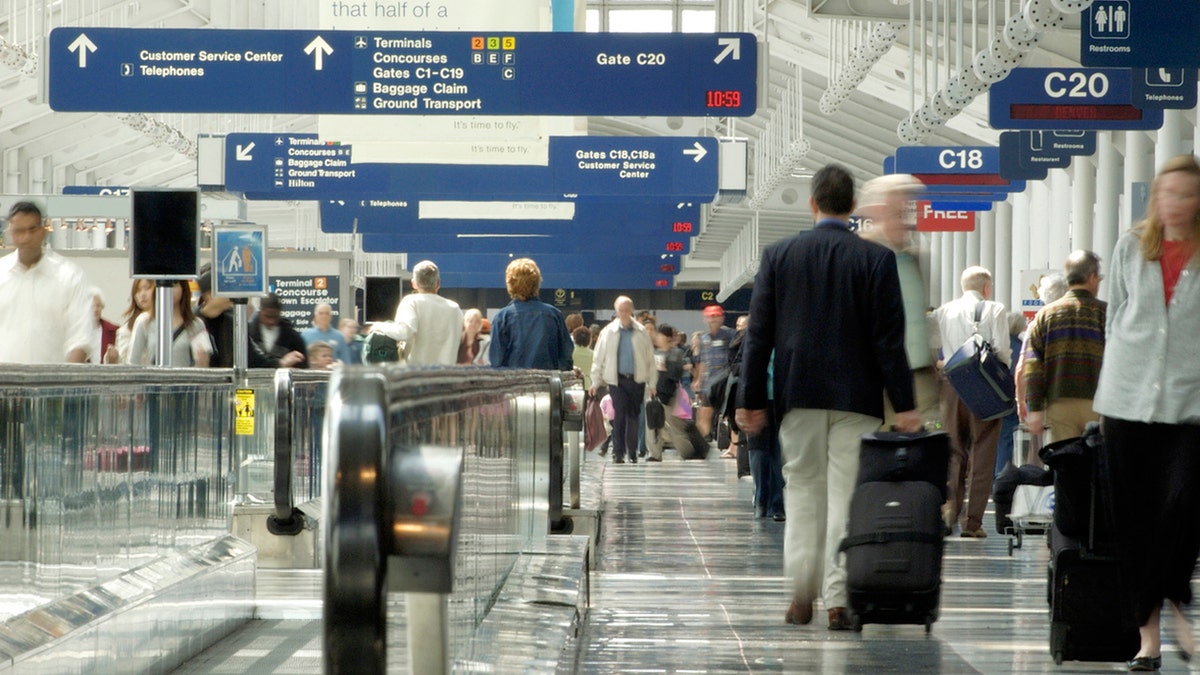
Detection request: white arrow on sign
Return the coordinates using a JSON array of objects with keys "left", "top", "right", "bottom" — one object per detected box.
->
[
  {"left": 714, "top": 37, "right": 740, "bottom": 64},
  {"left": 683, "top": 142, "right": 708, "bottom": 163},
  {"left": 235, "top": 142, "right": 256, "bottom": 161},
  {"left": 304, "top": 36, "right": 334, "bottom": 71},
  {"left": 68, "top": 33, "right": 98, "bottom": 68}
]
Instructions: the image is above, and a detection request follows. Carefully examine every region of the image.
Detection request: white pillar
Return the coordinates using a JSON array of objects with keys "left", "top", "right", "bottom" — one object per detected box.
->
[
  {"left": 1071, "top": 157, "right": 1097, "bottom": 252},
  {"left": 966, "top": 218, "right": 981, "bottom": 268},
  {"left": 953, "top": 231, "right": 968, "bottom": 282},
  {"left": 1010, "top": 190, "right": 1032, "bottom": 311},
  {"left": 1029, "top": 180, "right": 1051, "bottom": 270},
  {"left": 994, "top": 200, "right": 1014, "bottom": 312},
  {"left": 941, "top": 231, "right": 956, "bottom": 303},
  {"left": 920, "top": 232, "right": 938, "bottom": 309},
  {"left": 1156, "top": 108, "right": 1185, "bottom": 171},
  {"left": 979, "top": 208, "right": 996, "bottom": 275},
  {"left": 1124, "top": 130, "right": 1153, "bottom": 230},
  {"left": 1048, "top": 168, "right": 1072, "bottom": 269},
  {"left": 1094, "top": 132, "right": 1122, "bottom": 300}
]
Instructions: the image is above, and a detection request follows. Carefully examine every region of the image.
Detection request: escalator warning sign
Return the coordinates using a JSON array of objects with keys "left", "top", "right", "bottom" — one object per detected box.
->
[{"left": 235, "top": 389, "right": 255, "bottom": 436}]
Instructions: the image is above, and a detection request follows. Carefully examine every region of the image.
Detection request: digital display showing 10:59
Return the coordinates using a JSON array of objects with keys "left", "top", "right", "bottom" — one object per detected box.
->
[{"left": 706, "top": 90, "right": 742, "bottom": 108}]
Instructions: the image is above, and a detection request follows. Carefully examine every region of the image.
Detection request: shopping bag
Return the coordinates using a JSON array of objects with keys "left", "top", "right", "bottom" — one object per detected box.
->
[
  {"left": 584, "top": 396, "right": 606, "bottom": 452},
  {"left": 673, "top": 386, "right": 693, "bottom": 421}
]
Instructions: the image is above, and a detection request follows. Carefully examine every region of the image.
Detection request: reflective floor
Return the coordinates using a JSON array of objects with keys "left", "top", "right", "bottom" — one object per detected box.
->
[
  {"left": 568, "top": 447, "right": 1172, "bottom": 674},
  {"left": 174, "top": 445, "right": 1197, "bottom": 673}
]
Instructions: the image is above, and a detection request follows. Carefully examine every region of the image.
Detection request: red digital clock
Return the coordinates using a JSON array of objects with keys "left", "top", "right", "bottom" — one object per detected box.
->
[
  {"left": 672, "top": 221, "right": 694, "bottom": 233},
  {"left": 655, "top": 279, "right": 670, "bottom": 288},
  {"left": 665, "top": 241, "right": 684, "bottom": 252},
  {"left": 706, "top": 90, "right": 742, "bottom": 108}
]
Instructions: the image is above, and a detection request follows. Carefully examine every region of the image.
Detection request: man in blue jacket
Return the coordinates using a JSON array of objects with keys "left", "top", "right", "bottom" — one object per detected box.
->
[{"left": 737, "top": 164, "right": 919, "bottom": 631}]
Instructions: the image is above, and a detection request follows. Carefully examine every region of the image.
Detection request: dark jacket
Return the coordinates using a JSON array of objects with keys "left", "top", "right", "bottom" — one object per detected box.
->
[
  {"left": 248, "top": 314, "right": 309, "bottom": 369},
  {"left": 488, "top": 299, "right": 573, "bottom": 370},
  {"left": 739, "top": 220, "right": 914, "bottom": 420},
  {"left": 202, "top": 309, "right": 235, "bottom": 368}
]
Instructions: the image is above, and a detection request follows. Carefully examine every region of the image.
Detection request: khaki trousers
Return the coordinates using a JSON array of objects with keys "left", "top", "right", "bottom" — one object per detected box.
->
[
  {"left": 882, "top": 366, "right": 942, "bottom": 430},
  {"left": 1044, "top": 397, "right": 1099, "bottom": 444},
  {"left": 778, "top": 408, "right": 881, "bottom": 608}
]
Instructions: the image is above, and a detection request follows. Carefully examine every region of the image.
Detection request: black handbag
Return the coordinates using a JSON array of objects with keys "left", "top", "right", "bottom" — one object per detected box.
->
[{"left": 645, "top": 399, "right": 665, "bottom": 431}]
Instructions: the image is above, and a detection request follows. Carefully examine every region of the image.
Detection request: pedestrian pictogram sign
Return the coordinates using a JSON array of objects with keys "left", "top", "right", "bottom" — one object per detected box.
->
[
  {"left": 213, "top": 226, "right": 268, "bottom": 298},
  {"left": 235, "top": 388, "right": 255, "bottom": 436}
]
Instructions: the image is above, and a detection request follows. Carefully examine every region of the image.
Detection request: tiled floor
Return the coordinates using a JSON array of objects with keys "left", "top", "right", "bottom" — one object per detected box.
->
[{"left": 569, "top": 447, "right": 1168, "bottom": 673}]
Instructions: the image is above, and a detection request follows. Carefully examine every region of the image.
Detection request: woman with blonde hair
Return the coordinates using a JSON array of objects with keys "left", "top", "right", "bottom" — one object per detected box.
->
[
  {"left": 1095, "top": 154, "right": 1200, "bottom": 670},
  {"left": 488, "top": 258, "right": 573, "bottom": 370}
]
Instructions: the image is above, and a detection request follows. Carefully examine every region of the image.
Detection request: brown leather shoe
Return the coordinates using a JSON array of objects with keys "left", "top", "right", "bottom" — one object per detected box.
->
[
  {"left": 785, "top": 599, "right": 813, "bottom": 625},
  {"left": 827, "top": 607, "right": 853, "bottom": 631}
]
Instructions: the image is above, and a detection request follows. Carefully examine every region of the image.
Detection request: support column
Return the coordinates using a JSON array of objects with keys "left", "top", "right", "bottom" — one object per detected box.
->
[
  {"left": 1125, "top": 130, "right": 1153, "bottom": 230},
  {"left": 1156, "top": 108, "right": 1185, "bottom": 171},
  {"left": 1094, "top": 132, "right": 1122, "bottom": 300},
  {"left": 979, "top": 208, "right": 996, "bottom": 276},
  {"left": 1048, "top": 168, "right": 1072, "bottom": 269},
  {"left": 994, "top": 200, "right": 1014, "bottom": 313},
  {"left": 941, "top": 231, "right": 956, "bottom": 303},
  {"left": 1028, "top": 180, "right": 1051, "bottom": 270},
  {"left": 1009, "top": 191, "right": 1032, "bottom": 312},
  {"left": 953, "top": 231, "right": 968, "bottom": 282},
  {"left": 920, "top": 232, "right": 938, "bottom": 309},
  {"left": 966, "top": 218, "right": 981, "bottom": 268},
  {"left": 1071, "top": 157, "right": 1097, "bottom": 252}
]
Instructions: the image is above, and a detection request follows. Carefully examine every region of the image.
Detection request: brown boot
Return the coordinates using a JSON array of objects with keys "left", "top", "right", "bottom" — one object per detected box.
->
[
  {"left": 827, "top": 607, "right": 853, "bottom": 631},
  {"left": 785, "top": 599, "right": 813, "bottom": 625}
]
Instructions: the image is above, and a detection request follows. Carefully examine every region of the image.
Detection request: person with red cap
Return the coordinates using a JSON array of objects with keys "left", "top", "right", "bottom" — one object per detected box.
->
[{"left": 694, "top": 304, "right": 736, "bottom": 442}]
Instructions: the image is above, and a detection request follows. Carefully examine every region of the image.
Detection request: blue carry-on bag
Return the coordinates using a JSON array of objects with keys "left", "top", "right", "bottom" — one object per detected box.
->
[{"left": 942, "top": 301, "right": 1015, "bottom": 421}]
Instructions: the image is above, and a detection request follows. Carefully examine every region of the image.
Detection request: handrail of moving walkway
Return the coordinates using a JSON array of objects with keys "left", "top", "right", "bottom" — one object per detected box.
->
[{"left": 323, "top": 366, "right": 574, "bottom": 675}]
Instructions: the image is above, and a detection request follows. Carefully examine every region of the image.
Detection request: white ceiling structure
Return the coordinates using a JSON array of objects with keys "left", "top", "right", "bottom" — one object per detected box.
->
[{"left": 0, "top": 0, "right": 1092, "bottom": 291}]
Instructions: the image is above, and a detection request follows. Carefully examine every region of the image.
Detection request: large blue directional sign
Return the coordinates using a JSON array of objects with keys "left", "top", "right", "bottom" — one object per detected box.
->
[
  {"left": 1081, "top": 2, "right": 1200, "bottom": 68},
  {"left": 321, "top": 200, "right": 699, "bottom": 236},
  {"left": 226, "top": 134, "right": 718, "bottom": 200},
  {"left": 439, "top": 271, "right": 674, "bottom": 290},
  {"left": 1131, "top": 68, "right": 1198, "bottom": 109},
  {"left": 989, "top": 68, "right": 1163, "bottom": 130},
  {"left": 410, "top": 253, "right": 680, "bottom": 282},
  {"left": 363, "top": 233, "right": 690, "bottom": 256},
  {"left": 49, "top": 28, "right": 756, "bottom": 116}
]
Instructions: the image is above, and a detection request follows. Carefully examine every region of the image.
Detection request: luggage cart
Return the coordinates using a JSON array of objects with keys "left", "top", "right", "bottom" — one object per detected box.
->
[{"left": 1006, "top": 424, "right": 1053, "bottom": 555}]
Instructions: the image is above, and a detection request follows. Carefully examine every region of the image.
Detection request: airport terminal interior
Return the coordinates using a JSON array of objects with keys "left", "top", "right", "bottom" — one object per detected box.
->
[{"left": 0, "top": 0, "right": 1197, "bottom": 672}]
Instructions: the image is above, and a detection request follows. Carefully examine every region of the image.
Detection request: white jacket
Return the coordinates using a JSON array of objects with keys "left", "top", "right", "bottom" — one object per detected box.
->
[{"left": 591, "top": 318, "right": 657, "bottom": 391}]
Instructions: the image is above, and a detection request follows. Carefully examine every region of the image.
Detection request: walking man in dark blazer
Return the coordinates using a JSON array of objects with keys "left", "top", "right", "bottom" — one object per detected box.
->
[{"left": 736, "top": 164, "right": 920, "bottom": 631}]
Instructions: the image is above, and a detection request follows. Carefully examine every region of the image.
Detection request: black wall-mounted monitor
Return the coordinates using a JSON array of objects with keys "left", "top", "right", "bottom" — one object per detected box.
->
[
  {"left": 130, "top": 188, "right": 200, "bottom": 279},
  {"left": 363, "top": 276, "right": 402, "bottom": 322}
]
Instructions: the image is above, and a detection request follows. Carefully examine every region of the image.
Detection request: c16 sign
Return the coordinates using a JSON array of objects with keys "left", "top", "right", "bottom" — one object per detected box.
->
[{"left": 48, "top": 28, "right": 757, "bottom": 117}]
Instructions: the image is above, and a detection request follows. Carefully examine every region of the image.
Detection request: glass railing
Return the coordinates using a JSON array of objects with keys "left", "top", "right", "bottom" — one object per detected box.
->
[
  {"left": 0, "top": 366, "right": 238, "bottom": 619},
  {"left": 323, "top": 366, "right": 574, "bottom": 674}
]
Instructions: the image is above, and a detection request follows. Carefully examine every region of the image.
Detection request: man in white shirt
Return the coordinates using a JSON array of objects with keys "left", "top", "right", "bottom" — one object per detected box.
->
[
  {"left": 932, "top": 266, "right": 1013, "bottom": 538},
  {"left": 0, "top": 201, "right": 94, "bottom": 364},
  {"left": 372, "top": 260, "right": 464, "bottom": 366}
]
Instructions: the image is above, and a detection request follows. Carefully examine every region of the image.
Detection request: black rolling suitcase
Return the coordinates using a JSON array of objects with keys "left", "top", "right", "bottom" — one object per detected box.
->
[
  {"left": 1041, "top": 426, "right": 1138, "bottom": 665},
  {"left": 840, "top": 480, "right": 944, "bottom": 632},
  {"left": 840, "top": 430, "right": 950, "bottom": 632}
]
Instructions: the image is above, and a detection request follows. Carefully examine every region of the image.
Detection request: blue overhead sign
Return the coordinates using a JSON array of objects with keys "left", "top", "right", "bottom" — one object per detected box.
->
[
  {"left": 999, "top": 133, "right": 1048, "bottom": 181},
  {"left": 1130, "top": 68, "right": 1198, "bottom": 109},
  {"left": 226, "top": 134, "right": 719, "bottom": 200},
  {"left": 1081, "top": 2, "right": 1200, "bottom": 68},
  {"left": 321, "top": 200, "right": 700, "bottom": 236},
  {"left": 49, "top": 28, "right": 757, "bottom": 117},
  {"left": 989, "top": 67, "right": 1163, "bottom": 130},
  {"left": 362, "top": 233, "right": 690, "bottom": 255},
  {"left": 895, "top": 146, "right": 1000, "bottom": 175}
]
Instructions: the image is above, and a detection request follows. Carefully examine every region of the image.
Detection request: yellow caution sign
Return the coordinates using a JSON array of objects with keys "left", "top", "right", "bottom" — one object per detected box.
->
[{"left": 235, "top": 388, "right": 255, "bottom": 436}]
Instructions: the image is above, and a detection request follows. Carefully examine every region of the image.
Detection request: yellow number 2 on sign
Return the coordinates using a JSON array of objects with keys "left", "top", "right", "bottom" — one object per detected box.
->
[{"left": 235, "top": 388, "right": 255, "bottom": 436}]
